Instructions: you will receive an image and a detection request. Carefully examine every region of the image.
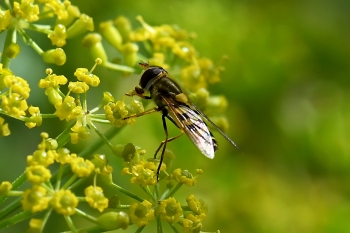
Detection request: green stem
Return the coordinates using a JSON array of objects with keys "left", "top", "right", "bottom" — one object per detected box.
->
[
  {"left": 157, "top": 216, "right": 163, "bottom": 233},
  {"left": 1, "top": 26, "right": 16, "bottom": 68},
  {"left": 140, "top": 186, "right": 156, "bottom": 202},
  {"left": 40, "top": 208, "right": 53, "bottom": 232},
  {"left": 103, "top": 61, "right": 135, "bottom": 73},
  {"left": 17, "top": 28, "right": 44, "bottom": 55},
  {"left": 0, "top": 171, "right": 26, "bottom": 204},
  {"left": 56, "top": 121, "right": 75, "bottom": 148},
  {"left": 160, "top": 182, "right": 183, "bottom": 201},
  {"left": 169, "top": 222, "right": 180, "bottom": 233},
  {"left": 89, "top": 121, "right": 114, "bottom": 151},
  {"left": 64, "top": 215, "right": 78, "bottom": 233},
  {"left": 135, "top": 225, "right": 146, "bottom": 233},
  {"left": 55, "top": 164, "right": 65, "bottom": 190},
  {"left": 0, "top": 198, "right": 21, "bottom": 220},
  {"left": 75, "top": 208, "right": 98, "bottom": 224},
  {"left": 40, "top": 114, "right": 59, "bottom": 118},
  {"left": 61, "top": 174, "right": 78, "bottom": 190},
  {"left": 0, "top": 210, "right": 35, "bottom": 230},
  {"left": 109, "top": 183, "right": 144, "bottom": 202}
]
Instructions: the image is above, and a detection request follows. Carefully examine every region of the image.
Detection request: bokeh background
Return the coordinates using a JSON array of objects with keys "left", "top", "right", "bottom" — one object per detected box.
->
[{"left": 1, "top": 0, "right": 350, "bottom": 232}]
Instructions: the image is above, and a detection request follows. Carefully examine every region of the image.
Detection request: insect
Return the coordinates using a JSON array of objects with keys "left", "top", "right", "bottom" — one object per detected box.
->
[{"left": 125, "top": 62, "right": 239, "bottom": 180}]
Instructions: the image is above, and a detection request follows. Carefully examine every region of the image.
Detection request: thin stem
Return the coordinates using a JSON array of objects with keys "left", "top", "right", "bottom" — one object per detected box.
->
[
  {"left": 135, "top": 225, "right": 146, "bottom": 233},
  {"left": 89, "top": 121, "right": 115, "bottom": 151},
  {"left": 40, "top": 208, "right": 53, "bottom": 232},
  {"left": 1, "top": 27, "right": 16, "bottom": 68},
  {"left": 61, "top": 174, "right": 78, "bottom": 190},
  {"left": 157, "top": 216, "right": 163, "bottom": 233},
  {"left": 160, "top": 182, "right": 183, "bottom": 201},
  {"left": 109, "top": 183, "right": 144, "bottom": 202},
  {"left": 64, "top": 215, "right": 78, "bottom": 233},
  {"left": 75, "top": 208, "right": 98, "bottom": 224},
  {"left": 17, "top": 28, "right": 44, "bottom": 55},
  {"left": 103, "top": 61, "right": 135, "bottom": 73},
  {"left": 0, "top": 171, "right": 26, "bottom": 204},
  {"left": 55, "top": 164, "right": 65, "bottom": 190},
  {"left": 0, "top": 198, "right": 21, "bottom": 220},
  {"left": 0, "top": 210, "right": 35, "bottom": 229},
  {"left": 140, "top": 186, "right": 156, "bottom": 202},
  {"left": 168, "top": 222, "right": 180, "bottom": 233}
]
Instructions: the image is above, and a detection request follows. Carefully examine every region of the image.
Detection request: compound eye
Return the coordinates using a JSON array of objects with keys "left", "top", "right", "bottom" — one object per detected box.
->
[{"left": 139, "top": 67, "right": 164, "bottom": 88}]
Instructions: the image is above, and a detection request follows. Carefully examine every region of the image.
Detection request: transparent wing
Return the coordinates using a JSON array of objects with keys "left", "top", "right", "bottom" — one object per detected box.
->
[
  {"left": 189, "top": 103, "right": 240, "bottom": 151},
  {"left": 162, "top": 96, "right": 216, "bottom": 159}
]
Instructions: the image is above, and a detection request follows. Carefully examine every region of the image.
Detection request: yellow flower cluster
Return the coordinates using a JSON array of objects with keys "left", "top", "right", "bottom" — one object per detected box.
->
[
  {"left": 104, "top": 99, "right": 144, "bottom": 127},
  {"left": 1, "top": 132, "right": 111, "bottom": 222}
]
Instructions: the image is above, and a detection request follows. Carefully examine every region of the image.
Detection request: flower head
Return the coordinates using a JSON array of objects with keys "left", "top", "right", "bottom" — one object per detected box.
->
[
  {"left": 85, "top": 186, "right": 109, "bottom": 212},
  {"left": 26, "top": 165, "right": 52, "bottom": 184},
  {"left": 158, "top": 197, "right": 183, "bottom": 224},
  {"left": 70, "top": 155, "right": 95, "bottom": 177},
  {"left": 129, "top": 200, "right": 154, "bottom": 226},
  {"left": 13, "top": 0, "right": 40, "bottom": 22},
  {"left": 51, "top": 189, "right": 78, "bottom": 215},
  {"left": 22, "top": 186, "right": 50, "bottom": 213},
  {"left": 74, "top": 68, "right": 100, "bottom": 87},
  {"left": 172, "top": 168, "right": 197, "bottom": 186},
  {"left": 1, "top": 93, "right": 28, "bottom": 118},
  {"left": 0, "top": 181, "right": 12, "bottom": 195},
  {"left": 0, "top": 117, "right": 10, "bottom": 137},
  {"left": 186, "top": 194, "right": 207, "bottom": 216},
  {"left": 0, "top": 10, "right": 12, "bottom": 32},
  {"left": 25, "top": 106, "right": 42, "bottom": 128},
  {"left": 48, "top": 24, "right": 67, "bottom": 47},
  {"left": 54, "top": 96, "right": 83, "bottom": 121}
]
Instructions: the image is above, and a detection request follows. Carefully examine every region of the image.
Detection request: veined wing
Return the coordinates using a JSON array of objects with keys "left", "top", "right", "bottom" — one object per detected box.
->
[{"left": 162, "top": 96, "right": 217, "bottom": 159}]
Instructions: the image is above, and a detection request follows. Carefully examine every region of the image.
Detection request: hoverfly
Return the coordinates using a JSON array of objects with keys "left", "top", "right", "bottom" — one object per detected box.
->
[{"left": 125, "top": 62, "right": 239, "bottom": 180}]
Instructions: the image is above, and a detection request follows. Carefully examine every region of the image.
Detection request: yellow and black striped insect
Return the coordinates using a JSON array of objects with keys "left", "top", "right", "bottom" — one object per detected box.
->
[{"left": 125, "top": 62, "right": 239, "bottom": 179}]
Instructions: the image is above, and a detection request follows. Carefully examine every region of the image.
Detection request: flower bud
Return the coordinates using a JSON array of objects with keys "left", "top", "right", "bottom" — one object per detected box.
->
[
  {"left": 97, "top": 211, "right": 129, "bottom": 230},
  {"left": 100, "top": 21, "right": 123, "bottom": 50},
  {"left": 5, "top": 43, "right": 21, "bottom": 58},
  {"left": 42, "top": 48, "right": 66, "bottom": 66},
  {"left": 66, "top": 14, "right": 94, "bottom": 38},
  {"left": 82, "top": 33, "right": 108, "bottom": 63}
]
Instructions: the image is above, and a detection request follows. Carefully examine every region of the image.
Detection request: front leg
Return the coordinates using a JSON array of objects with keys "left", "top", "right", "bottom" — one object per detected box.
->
[{"left": 125, "top": 86, "right": 151, "bottom": 99}]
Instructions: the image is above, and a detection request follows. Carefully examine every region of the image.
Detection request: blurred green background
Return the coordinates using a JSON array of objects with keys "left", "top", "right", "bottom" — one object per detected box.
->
[{"left": 1, "top": 0, "right": 350, "bottom": 232}]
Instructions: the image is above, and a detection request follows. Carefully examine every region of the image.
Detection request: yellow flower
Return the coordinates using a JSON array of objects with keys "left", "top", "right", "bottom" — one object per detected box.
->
[
  {"left": 44, "top": 0, "right": 69, "bottom": 20},
  {"left": 0, "top": 10, "right": 12, "bottom": 32},
  {"left": 84, "top": 186, "right": 109, "bottom": 212},
  {"left": 182, "top": 214, "right": 203, "bottom": 233},
  {"left": 42, "top": 48, "right": 67, "bottom": 66},
  {"left": 68, "top": 81, "right": 89, "bottom": 93},
  {"left": 54, "top": 96, "right": 83, "bottom": 121},
  {"left": 180, "top": 65, "right": 206, "bottom": 92},
  {"left": 172, "top": 168, "right": 197, "bottom": 186},
  {"left": 66, "top": 14, "right": 94, "bottom": 38},
  {"left": 25, "top": 106, "right": 42, "bottom": 128},
  {"left": 13, "top": 0, "right": 40, "bottom": 22},
  {"left": 70, "top": 120, "right": 90, "bottom": 144},
  {"left": 70, "top": 156, "right": 95, "bottom": 177},
  {"left": 186, "top": 194, "right": 207, "bottom": 216},
  {"left": 22, "top": 186, "right": 50, "bottom": 213},
  {"left": 38, "top": 72, "right": 68, "bottom": 89},
  {"left": 0, "top": 181, "right": 12, "bottom": 195},
  {"left": 129, "top": 200, "right": 154, "bottom": 226},
  {"left": 74, "top": 68, "right": 100, "bottom": 87},
  {"left": 48, "top": 24, "right": 67, "bottom": 47},
  {"left": 1, "top": 93, "right": 28, "bottom": 118},
  {"left": 54, "top": 148, "right": 72, "bottom": 164},
  {"left": 26, "top": 165, "right": 52, "bottom": 184},
  {"left": 0, "top": 117, "right": 10, "bottom": 137},
  {"left": 158, "top": 197, "right": 183, "bottom": 224},
  {"left": 104, "top": 100, "right": 129, "bottom": 127},
  {"left": 27, "top": 218, "right": 43, "bottom": 232},
  {"left": 4, "top": 75, "right": 30, "bottom": 99},
  {"left": 51, "top": 189, "right": 78, "bottom": 215},
  {"left": 126, "top": 161, "right": 162, "bottom": 186},
  {"left": 27, "top": 149, "right": 55, "bottom": 167}
]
